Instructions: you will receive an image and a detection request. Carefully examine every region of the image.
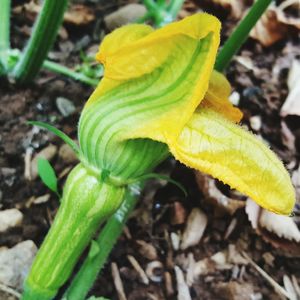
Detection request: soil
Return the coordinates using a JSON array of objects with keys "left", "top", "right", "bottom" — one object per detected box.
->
[{"left": 1, "top": 1, "right": 300, "bottom": 300}]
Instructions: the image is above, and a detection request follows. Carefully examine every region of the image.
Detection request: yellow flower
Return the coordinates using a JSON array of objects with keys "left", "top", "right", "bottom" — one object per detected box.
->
[{"left": 79, "top": 13, "right": 295, "bottom": 215}]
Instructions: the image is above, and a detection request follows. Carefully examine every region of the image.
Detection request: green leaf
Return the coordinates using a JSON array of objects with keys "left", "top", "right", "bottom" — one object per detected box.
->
[
  {"left": 37, "top": 158, "right": 58, "bottom": 194},
  {"left": 28, "top": 121, "right": 80, "bottom": 155}
]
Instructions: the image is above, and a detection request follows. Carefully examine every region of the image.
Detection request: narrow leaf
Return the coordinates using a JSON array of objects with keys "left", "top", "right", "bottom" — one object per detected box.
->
[
  {"left": 37, "top": 158, "right": 58, "bottom": 194},
  {"left": 28, "top": 121, "right": 80, "bottom": 155}
]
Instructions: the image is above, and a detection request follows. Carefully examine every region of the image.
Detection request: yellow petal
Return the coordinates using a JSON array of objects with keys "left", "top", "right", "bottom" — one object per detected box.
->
[
  {"left": 201, "top": 70, "right": 243, "bottom": 123},
  {"left": 96, "top": 24, "right": 154, "bottom": 66},
  {"left": 79, "top": 13, "right": 221, "bottom": 178},
  {"left": 83, "top": 13, "right": 221, "bottom": 144},
  {"left": 168, "top": 107, "right": 295, "bottom": 215},
  {"left": 97, "top": 13, "right": 220, "bottom": 82}
]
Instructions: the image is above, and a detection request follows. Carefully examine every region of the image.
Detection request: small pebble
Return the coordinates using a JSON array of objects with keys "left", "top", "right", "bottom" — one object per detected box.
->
[
  {"left": 104, "top": 4, "right": 147, "bottom": 31},
  {"left": 58, "top": 144, "right": 78, "bottom": 164},
  {"left": 0, "top": 209, "right": 23, "bottom": 233},
  {"left": 250, "top": 115, "right": 262, "bottom": 131},
  {"left": 56, "top": 97, "right": 76, "bottom": 117},
  {"left": 229, "top": 91, "right": 240, "bottom": 106}
]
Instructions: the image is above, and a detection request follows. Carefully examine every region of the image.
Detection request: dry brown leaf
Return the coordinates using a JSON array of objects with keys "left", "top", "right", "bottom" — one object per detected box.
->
[
  {"left": 259, "top": 209, "right": 300, "bottom": 242},
  {"left": 64, "top": 5, "right": 95, "bottom": 26},
  {"left": 276, "top": 1, "right": 300, "bottom": 30},
  {"left": 250, "top": 8, "right": 289, "bottom": 46},
  {"left": 245, "top": 199, "right": 300, "bottom": 252},
  {"left": 195, "top": 172, "right": 245, "bottom": 216},
  {"left": 13, "top": 2, "right": 94, "bottom": 26},
  {"left": 245, "top": 198, "right": 261, "bottom": 229},
  {"left": 180, "top": 208, "right": 207, "bottom": 250},
  {"left": 211, "top": 0, "right": 246, "bottom": 19},
  {"left": 280, "top": 60, "right": 300, "bottom": 117}
]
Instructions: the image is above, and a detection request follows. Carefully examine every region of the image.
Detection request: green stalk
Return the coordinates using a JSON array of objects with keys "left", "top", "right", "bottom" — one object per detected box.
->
[
  {"left": 215, "top": 0, "right": 273, "bottom": 72},
  {"left": 8, "top": 49, "right": 99, "bottom": 86},
  {"left": 63, "top": 183, "right": 142, "bottom": 300},
  {"left": 21, "top": 164, "right": 125, "bottom": 300},
  {"left": 0, "top": 0, "right": 10, "bottom": 72},
  {"left": 43, "top": 60, "right": 99, "bottom": 86},
  {"left": 63, "top": 2, "right": 273, "bottom": 298},
  {"left": 13, "top": 0, "right": 69, "bottom": 84},
  {"left": 167, "top": 0, "right": 185, "bottom": 19}
]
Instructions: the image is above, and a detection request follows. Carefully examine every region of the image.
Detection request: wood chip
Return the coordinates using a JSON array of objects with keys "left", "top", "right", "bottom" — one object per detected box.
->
[
  {"left": 250, "top": 7, "right": 289, "bottom": 46},
  {"left": 136, "top": 240, "right": 157, "bottom": 260},
  {"left": 180, "top": 208, "right": 207, "bottom": 250},
  {"left": 170, "top": 232, "right": 181, "bottom": 251},
  {"left": 186, "top": 253, "right": 195, "bottom": 287},
  {"left": 164, "top": 271, "right": 174, "bottom": 297},
  {"left": 127, "top": 255, "right": 149, "bottom": 285},
  {"left": 174, "top": 265, "right": 191, "bottom": 300},
  {"left": 111, "top": 262, "right": 127, "bottom": 300},
  {"left": 0, "top": 282, "right": 20, "bottom": 299},
  {"left": 281, "top": 60, "right": 300, "bottom": 117},
  {"left": 30, "top": 144, "right": 57, "bottom": 180},
  {"left": 283, "top": 275, "right": 298, "bottom": 300},
  {"left": 224, "top": 217, "right": 238, "bottom": 239},
  {"left": 24, "top": 147, "right": 33, "bottom": 180}
]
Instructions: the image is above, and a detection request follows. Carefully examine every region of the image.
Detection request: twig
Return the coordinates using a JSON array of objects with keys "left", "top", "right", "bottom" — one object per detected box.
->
[
  {"left": 111, "top": 262, "right": 127, "bottom": 300},
  {"left": 0, "top": 282, "right": 21, "bottom": 299},
  {"left": 127, "top": 255, "right": 149, "bottom": 285},
  {"left": 242, "top": 251, "right": 290, "bottom": 299}
]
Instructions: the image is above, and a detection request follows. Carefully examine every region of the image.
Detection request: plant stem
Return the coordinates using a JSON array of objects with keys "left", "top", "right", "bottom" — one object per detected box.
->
[
  {"left": 63, "top": 183, "right": 143, "bottom": 300},
  {"left": 13, "top": 0, "right": 69, "bottom": 84},
  {"left": 167, "top": 0, "right": 185, "bottom": 19},
  {"left": 8, "top": 49, "right": 99, "bottom": 86},
  {"left": 0, "top": 0, "right": 11, "bottom": 71},
  {"left": 21, "top": 164, "right": 125, "bottom": 300},
  {"left": 43, "top": 60, "right": 99, "bottom": 86},
  {"left": 215, "top": 0, "right": 273, "bottom": 72}
]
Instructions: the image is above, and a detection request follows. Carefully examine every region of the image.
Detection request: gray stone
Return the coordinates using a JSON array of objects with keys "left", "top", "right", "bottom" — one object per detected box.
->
[
  {"left": 0, "top": 209, "right": 23, "bottom": 233},
  {"left": 0, "top": 241, "right": 37, "bottom": 291},
  {"left": 104, "top": 4, "right": 147, "bottom": 31}
]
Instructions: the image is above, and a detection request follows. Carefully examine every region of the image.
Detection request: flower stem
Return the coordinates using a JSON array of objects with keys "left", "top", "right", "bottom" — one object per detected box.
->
[
  {"left": 43, "top": 60, "right": 99, "bottom": 86},
  {"left": 21, "top": 164, "right": 125, "bottom": 300},
  {"left": 0, "top": 0, "right": 10, "bottom": 72},
  {"left": 8, "top": 49, "right": 99, "bottom": 86},
  {"left": 167, "top": 0, "right": 185, "bottom": 19},
  {"left": 215, "top": 0, "right": 273, "bottom": 72},
  {"left": 63, "top": 183, "right": 142, "bottom": 300},
  {"left": 13, "top": 0, "right": 69, "bottom": 84}
]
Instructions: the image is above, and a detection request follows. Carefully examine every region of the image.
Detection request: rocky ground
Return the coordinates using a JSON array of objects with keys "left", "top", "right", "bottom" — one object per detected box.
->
[{"left": 0, "top": 0, "right": 300, "bottom": 299}]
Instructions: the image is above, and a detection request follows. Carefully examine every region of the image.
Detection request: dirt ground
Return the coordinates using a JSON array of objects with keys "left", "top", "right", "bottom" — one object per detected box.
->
[{"left": 1, "top": 1, "right": 300, "bottom": 299}]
